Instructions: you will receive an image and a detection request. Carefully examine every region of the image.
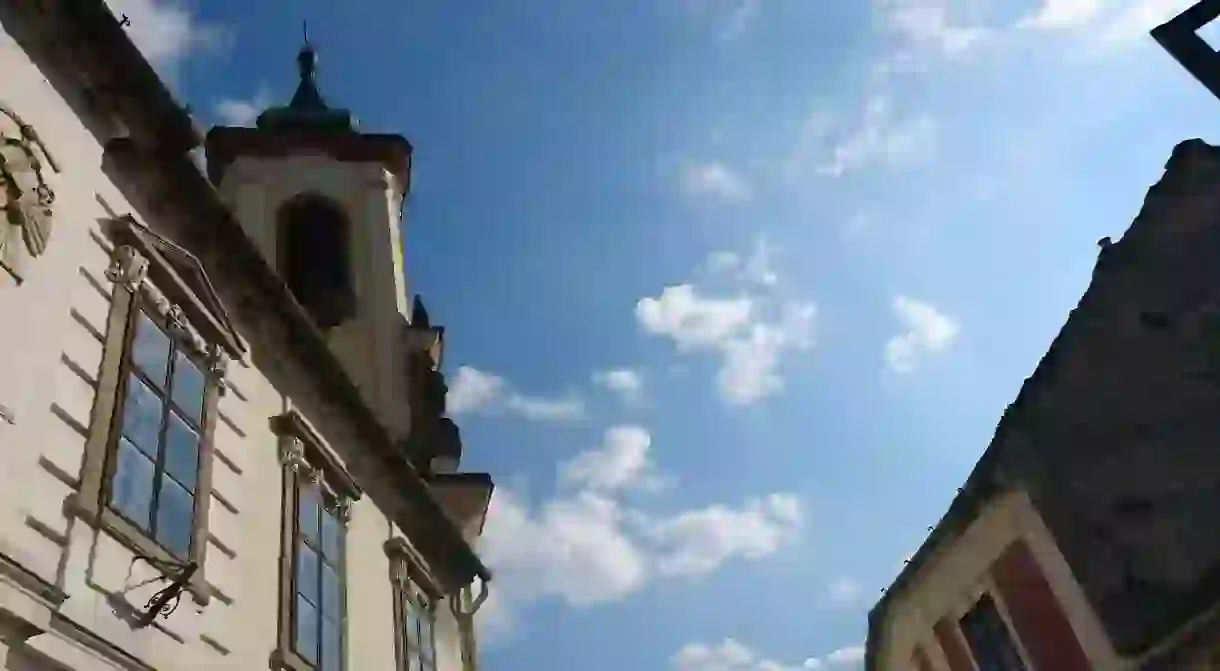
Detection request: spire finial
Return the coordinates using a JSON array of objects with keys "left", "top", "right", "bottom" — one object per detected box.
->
[{"left": 303, "top": 20, "right": 309, "bottom": 45}]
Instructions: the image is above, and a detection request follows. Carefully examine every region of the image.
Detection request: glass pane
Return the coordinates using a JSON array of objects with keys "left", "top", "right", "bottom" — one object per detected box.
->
[
  {"left": 405, "top": 601, "right": 419, "bottom": 645},
  {"left": 155, "top": 477, "right": 194, "bottom": 558},
  {"left": 419, "top": 609, "right": 434, "bottom": 660},
  {"left": 321, "top": 619, "right": 342, "bottom": 671},
  {"left": 294, "top": 594, "right": 319, "bottom": 665},
  {"left": 321, "top": 508, "right": 341, "bottom": 561},
  {"left": 171, "top": 351, "right": 206, "bottom": 424},
  {"left": 299, "top": 487, "right": 320, "bottom": 543},
  {"left": 131, "top": 312, "right": 170, "bottom": 388},
  {"left": 163, "top": 411, "right": 199, "bottom": 492},
  {"left": 321, "top": 563, "right": 342, "bottom": 621},
  {"left": 110, "top": 439, "right": 154, "bottom": 529},
  {"left": 121, "top": 374, "right": 163, "bottom": 457},
  {"left": 296, "top": 542, "right": 320, "bottom": 605}
]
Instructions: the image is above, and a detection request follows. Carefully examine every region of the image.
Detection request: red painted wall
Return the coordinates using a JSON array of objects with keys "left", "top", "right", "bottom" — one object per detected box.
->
[{"left": 992, "top": 539, "right": 1092, "bottom": 671}]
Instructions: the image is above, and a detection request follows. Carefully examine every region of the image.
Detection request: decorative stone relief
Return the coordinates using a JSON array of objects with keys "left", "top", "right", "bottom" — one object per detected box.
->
[
  {"left": 0, "top": 103, "right": 59, "bottom": 284},
  {"left": 105, "top": 245, "right": 149, "bottom": 292},
  {"left": 280, "top": 436, "right": 315, "bottom": 478},
  {"left": 210, "top": 347, "right": 230, "bottom": 396}
]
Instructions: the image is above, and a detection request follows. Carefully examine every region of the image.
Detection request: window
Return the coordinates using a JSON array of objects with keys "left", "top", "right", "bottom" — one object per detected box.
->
[
  {"left": 277, "top": 194, "right": 354, "bottom": 329},
  {"left": 291, "top": 485, "right": 346, "bottom": 670},
  {"left": 403, "top": 580, "right": 437, "bottom": 671},
  {"left": 386, "top": 538, "right": 441, "bottom": 671},
  {"left": 959, "top": 594, "right": 1028, "bottom": 671},
  {"left": 273, "top": 410, "right": 361, "bottom": 671},
  {"left": 108, "top": 307, "right": 208, "bottom": 558},
  {"left": 77, "top": 233, "right": 239, "bottom": 604}
]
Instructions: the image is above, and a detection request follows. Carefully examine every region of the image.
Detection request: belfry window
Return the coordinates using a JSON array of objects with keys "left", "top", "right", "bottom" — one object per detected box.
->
[{"left": 277, "top": 195, "right": 355, "bottom": 329}]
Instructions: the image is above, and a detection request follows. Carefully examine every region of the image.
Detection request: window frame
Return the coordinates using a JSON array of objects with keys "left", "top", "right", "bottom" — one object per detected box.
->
[
  {"left": 74, "top": 239, "right": 231, "bottom": 606},
  {"left": 272, "top": 410, "right": 362, "bottom": 671},
  {"left": 386, "top": 537, "right": 442, "bottom": 671},
  {"left": 958, "top": 593, "right": 1029, "bottom": 671}
]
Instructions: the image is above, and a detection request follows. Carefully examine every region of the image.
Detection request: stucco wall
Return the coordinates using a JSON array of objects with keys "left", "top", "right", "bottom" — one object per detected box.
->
[
  {"left": 877, "top": 490, "right": 1122, "bottom": 671},
  {"left": 0, "top": 18, "right": 468, "bottom": 671}
]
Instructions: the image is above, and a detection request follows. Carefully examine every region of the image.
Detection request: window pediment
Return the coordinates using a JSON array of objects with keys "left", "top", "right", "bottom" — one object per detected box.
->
[{"left": 106, "top": 215, "right": 245, "bottom": 359}]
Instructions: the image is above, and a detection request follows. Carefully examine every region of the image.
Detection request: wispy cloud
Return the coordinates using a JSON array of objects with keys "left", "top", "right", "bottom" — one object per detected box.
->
[
  {"left": 681, "top": 161, "right": 753, "bottom": 203},
  {"left": 448, "top": 366, "right": 587, "bottom": 422},
  {"left": 213, "top": 84, "right": 274, "bottom": 126},
  {"left": 593, "top": 368, "right": 645, "bottom": 403},
  {"left": 672, "top": 638, "right": 865, "bottom": 671},
  {"left": 875, "top": 0, "right": 989, "bottom": 56},
  {"left": 104, "top": 0, "right": 229, "bottom": 82},
  {"left": 884, "top": 296, "right": 960, "bottom": 373}
]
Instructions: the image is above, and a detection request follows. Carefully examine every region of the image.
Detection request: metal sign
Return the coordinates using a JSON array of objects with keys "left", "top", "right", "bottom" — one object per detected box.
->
[{"left": 1152, "top": 0, "right": 1220, "bottom": 100}]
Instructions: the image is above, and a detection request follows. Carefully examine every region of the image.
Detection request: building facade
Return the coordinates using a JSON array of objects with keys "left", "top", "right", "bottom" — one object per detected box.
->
[
  {"left": 866, "top": 138, "right": 1220, "bottom": 670},
  {"left": 0, "top": 3, "right": 493, "bottom": 671}
]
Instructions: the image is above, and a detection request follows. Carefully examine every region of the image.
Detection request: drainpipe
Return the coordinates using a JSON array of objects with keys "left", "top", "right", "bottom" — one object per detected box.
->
[{"left": 450, "top": 579, "right": 489, "bottom": 671}]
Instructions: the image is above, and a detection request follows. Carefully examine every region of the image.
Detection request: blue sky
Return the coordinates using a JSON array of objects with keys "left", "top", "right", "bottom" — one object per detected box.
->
[{"left": 110, "top": 0, "right": 1220, "bottom": 668}]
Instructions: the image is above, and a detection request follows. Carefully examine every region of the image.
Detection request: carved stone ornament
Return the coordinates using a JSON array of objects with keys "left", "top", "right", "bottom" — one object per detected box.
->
[
  {"left": 280, "top": 436, "right": 315, "bottom": 477},
  {"left": 0, "top": 103, "right": 59, "bottom": 284},
  {"left": 210, "top": 347, "right": 230, "bottom": 396},
  {"left": 105, "top": 245, "right": 149, "bottom": 291}
]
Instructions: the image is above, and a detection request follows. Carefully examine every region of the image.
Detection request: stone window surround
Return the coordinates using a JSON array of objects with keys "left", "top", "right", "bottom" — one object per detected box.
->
[
  {"left": 69, "top": 238, "right": 234, "bottom": 607},
  {"left": 272, "top": 409, "right": 362, "bottom": 671},
  {"left": 385, "top": 537, "right": 442, "bottom": 671}
]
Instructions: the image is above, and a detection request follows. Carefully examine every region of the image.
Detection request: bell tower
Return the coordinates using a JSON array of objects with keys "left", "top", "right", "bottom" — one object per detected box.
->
[{"left": 205, "top": 38, "right": 414, "bottom": 436}]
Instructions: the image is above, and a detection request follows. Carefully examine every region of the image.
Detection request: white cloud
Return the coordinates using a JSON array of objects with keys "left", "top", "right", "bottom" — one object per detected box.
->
[
  {"left": 720, "top": 0, "right": 762, "bottom": 41},
  {"left": 706, "top": 237, "right": 780, "bottom": 287},
  {"left": 638, "top": 285, "right": 756, "bottom": 350},
  {"left": 1095, "top": 0, "right": 1191, "bottom": 45},
  {"left": 824, "top": 646, "right": 866, "bottom": 666},
  {"left": 447, "top": 366, "right": 507, "bottom": 415},
  {"left": 1021, "top": 0, "right": 1105, "bottom": 28},
  {"left": 645, "top": 493, "right": 803, "bottom": 577},
  {"left": 812, "top": 95, "right": 937, "bottom": 178},
  {"left": 637, "top": 284, "right": 814, "bottom": 405},
  {"left": 672, "top": 639, "right": 864, "bottom": 671},
  {"left": 884, "top": 296, "right": 960, "bottom": 373},
  {"left": 875, "top": 0, "right": 989, "bottom": 55},
  {"left": 213, "top": 84, "right": 274, "bottom": 126},
  {"left": 639, "top": 239, "right": 815, "bottom": 405},
  {"left": 559, "top": 425, "right": 662, "bottom": 493},
  {"left": 479, "top": 428, "right": 803, "bottom": 642},
  {"left": 504, "top": 394, "right": 586, "bottom": 421},
  {"left": 448, "top": 365, "right": 586, "bottom": 421},
  {"left": 104, "top": 0, "right": 227, "bottom": 78},
  {"left": 682, "top": 161, "right": 753, "bottom": 202},
  {"left": 593, "top": 368, "right": 645, "bottom": 402},
  {"left": 827, "top": 576, "right": 862, "bottom": 605}
]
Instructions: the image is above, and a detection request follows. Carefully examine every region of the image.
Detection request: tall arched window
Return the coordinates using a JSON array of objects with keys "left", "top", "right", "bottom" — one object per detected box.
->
[{"left": 277, "top": 194, "right": 355, "bottom": 329}]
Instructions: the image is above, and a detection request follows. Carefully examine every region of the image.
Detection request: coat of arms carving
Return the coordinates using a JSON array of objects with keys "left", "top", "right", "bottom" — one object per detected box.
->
[{"left": 0, "top": 103, "right": 59, "bottom": 284}]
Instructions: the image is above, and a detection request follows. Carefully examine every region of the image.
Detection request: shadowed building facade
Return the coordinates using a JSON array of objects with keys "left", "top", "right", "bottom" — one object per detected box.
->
[
  {"left": 865, "top": 139, "right": 1220, "bottom": 670},
  {"left": 0, "top": 3, "right": 493, "bottom": 670}
]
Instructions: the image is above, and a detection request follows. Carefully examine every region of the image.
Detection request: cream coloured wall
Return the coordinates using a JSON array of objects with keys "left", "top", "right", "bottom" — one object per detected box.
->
[
  {"left": 877, "top": 489, "right": 1124, "bottom": 671},
  {"left": 214, "top": 154, "right": 411, "bottom": 441},
  {"left": 0, "top": 18, "right": 471, "bottom": 671}
]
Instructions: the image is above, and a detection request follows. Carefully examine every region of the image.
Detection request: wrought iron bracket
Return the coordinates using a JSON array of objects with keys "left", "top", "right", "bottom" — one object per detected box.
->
[
  {"left": 1152, "top": 0, "right": 1220, "bottom": 101},
  {"left": 134, "top": 558, "right": 198, "bottom": 628}
]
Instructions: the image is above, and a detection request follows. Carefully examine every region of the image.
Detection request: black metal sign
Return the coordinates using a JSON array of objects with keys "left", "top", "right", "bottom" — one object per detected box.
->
[{"left": 1152, "top": 0, "right": 1220, "bottom": 100}]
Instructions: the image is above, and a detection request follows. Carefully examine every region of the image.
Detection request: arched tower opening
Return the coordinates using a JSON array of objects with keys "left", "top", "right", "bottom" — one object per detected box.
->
[{"left": 277, "top": 193, "right": 355, "bottom": 329}]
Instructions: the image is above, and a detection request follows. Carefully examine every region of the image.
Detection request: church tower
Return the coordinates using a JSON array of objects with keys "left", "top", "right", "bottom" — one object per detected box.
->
[{"left": 205, "top": 39, "right": 415, "bottom": 437}]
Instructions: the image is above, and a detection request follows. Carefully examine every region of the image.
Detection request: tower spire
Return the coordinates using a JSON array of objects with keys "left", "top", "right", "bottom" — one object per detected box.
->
[{"left": 254, "top": 27, "right": 354, "bottom": 131}]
